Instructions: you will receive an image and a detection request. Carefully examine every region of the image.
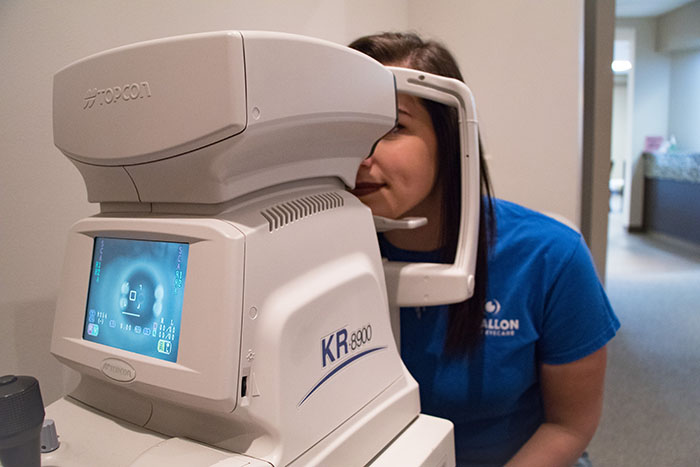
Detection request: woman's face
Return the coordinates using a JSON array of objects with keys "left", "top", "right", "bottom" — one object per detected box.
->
[{"left": 352, "top": 93, "right": 440, "bottom": 219}]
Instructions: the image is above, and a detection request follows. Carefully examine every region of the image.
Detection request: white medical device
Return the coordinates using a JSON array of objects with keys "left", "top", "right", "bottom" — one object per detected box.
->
[{"left": 42, "top": 30, "right": 480, "bottom": 467}]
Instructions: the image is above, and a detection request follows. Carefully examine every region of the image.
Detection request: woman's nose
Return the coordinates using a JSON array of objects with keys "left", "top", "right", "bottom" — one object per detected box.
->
[
  {"left": 361, "top": 139, "right": 385, "bottom": 166},
  {"left": 360, "top": 147, "right": 378, "bottom": 166}
]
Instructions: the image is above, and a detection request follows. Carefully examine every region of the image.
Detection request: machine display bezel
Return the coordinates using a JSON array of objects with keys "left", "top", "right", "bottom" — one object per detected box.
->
[{"left": 51, "top": 216, "right": 246, "bottom": 413}]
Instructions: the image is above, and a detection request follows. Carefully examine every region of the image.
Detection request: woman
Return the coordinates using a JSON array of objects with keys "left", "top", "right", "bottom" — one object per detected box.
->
[{"left": 348, "top": 32, "right": 620, "bottom": 467}]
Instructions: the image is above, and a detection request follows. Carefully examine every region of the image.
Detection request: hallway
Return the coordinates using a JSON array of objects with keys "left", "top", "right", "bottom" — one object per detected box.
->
[{"left": 588, "top": 206, "right": 700, "bottom": 465}]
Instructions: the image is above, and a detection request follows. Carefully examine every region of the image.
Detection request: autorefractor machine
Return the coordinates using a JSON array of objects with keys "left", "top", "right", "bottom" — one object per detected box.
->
[{"left": 2, "top": 31, "right": 481, "bottom": 466}]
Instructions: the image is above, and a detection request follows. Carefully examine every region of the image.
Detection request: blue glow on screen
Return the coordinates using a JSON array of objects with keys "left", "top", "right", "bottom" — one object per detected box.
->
[{"left": 83, "top": 237, "right": 189, "bottom": 362}]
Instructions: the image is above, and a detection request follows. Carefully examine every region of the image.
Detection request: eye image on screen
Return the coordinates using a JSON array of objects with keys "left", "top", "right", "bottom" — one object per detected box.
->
[{"left": 83, "top": 237, "right": 189, "bottom": 362}]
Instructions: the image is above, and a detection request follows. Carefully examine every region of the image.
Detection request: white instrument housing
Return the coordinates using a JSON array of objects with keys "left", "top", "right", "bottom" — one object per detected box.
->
[
  {"left": 53, "top": 31, "right": 396, "bottom": 205},
  {"left": 382, "top": 67, "right": 480, "bottom": 307},
  {"left": 45, "top": 31, "right": 473, "bottom": 467}
]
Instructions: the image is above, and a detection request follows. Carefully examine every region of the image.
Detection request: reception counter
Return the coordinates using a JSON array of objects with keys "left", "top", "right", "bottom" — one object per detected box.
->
[{"left": 644, "top": 151, "right": 700, "bottom": 246}]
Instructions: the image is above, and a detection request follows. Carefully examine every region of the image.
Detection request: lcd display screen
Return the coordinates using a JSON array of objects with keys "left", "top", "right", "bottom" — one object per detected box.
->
[{"left": 83, "top": 237, "right": 189, "bottom": 362}]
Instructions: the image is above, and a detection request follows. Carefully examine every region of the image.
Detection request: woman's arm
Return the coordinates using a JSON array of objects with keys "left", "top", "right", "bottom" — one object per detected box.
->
[{"left": 505, "top": 346, "right": 608, "bottom": 467}]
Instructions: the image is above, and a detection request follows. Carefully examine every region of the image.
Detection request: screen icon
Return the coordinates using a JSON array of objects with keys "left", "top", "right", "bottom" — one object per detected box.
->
[
  {"left": 157, "top": 339, "right": 172, "bottom": 355},
  {"left": 87, "top": 323, "right": 100, "bottom": 337}
]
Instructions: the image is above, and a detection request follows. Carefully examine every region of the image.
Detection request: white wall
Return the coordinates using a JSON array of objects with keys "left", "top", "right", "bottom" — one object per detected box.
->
[
  {"left": 0, "top": 0, "right": 409, "bottom": 405},
  {"left": 668, "top": 50, "right": 700, "bottom": 151},
  {"left": 611, "top": 80, "right": 630, "bottom": 180},
  {"left": 658, "top": 0, "right": 700, "bottom": 53},
  {"left": 407, "top": 0, "right": 585, "bottom": 226},
  {"left": 616, "top": 17, "right": 671, "bottom": 229},
  {"left": 617, "top": 2, "right": 700, "bottom": 228},
  {"left": 662, "top": 0, "right": 700, "bottom": 153}
]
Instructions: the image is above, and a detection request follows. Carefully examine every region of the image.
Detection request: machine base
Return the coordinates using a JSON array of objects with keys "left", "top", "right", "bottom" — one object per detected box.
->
[
  {"left": 370, "top": 414, "right": 455, "bottom": 467},
  {"left": 42, "top": 398, "right": 454, "bottom": 466}
]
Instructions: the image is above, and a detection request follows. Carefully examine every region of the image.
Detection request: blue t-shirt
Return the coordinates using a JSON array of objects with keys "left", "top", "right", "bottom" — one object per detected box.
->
[{"left": 379, "top": 199, "right": 620, "bottom": 467}]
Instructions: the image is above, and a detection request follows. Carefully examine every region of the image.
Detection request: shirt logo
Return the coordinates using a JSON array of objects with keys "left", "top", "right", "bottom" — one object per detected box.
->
[
  {"left": 481, "top": 299, "right": 519, "bottom": 337},
  {"left": 485, "top": 299, "right": 501, "bottom": 314}
]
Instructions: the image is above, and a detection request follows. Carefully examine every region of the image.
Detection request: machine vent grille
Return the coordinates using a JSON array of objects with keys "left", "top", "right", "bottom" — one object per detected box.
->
[{"left": 261, "top": 192, "right": 344, "bottom": 232}]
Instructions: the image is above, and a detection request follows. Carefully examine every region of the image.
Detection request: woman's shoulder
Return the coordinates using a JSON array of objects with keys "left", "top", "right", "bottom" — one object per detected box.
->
[
  {"left": 493, "top": 198, "right": 580, "bottom": 233},
  {"left": 491, "top": 198, "right": 584, "bottom": 261}
]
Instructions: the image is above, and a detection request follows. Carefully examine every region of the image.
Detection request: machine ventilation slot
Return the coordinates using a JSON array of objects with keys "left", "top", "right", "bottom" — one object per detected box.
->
[{"left": 261, "top": 192, "right": 344, "bottom": 232}]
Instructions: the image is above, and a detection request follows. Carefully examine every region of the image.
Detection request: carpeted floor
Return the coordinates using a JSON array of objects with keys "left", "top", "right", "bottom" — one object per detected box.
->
[{"left": 587, "top": 208, "right": 700, "bottom": 466}]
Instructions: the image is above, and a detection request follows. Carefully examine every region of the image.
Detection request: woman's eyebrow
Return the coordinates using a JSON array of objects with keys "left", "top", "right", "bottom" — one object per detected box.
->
[{"left": 397, "top": 107, "right": 412, "bottom": 117}]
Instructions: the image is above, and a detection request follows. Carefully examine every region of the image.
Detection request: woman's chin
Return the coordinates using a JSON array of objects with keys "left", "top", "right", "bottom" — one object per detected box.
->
[
  {"left": 351, "top": 192, "right": 400, "bottom": 219},
  {"left": 365, "top": 204, "right": 398, "bottom": 220}
]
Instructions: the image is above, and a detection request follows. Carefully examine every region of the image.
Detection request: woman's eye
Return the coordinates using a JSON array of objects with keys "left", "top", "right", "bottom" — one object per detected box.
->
[{"left": 383, "top": 123, "right": 407, "bottom": 141}]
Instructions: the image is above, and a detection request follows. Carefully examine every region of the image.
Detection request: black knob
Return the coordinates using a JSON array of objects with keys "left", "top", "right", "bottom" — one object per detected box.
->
[{"left": 0, "top": 375, "right": 45, "bottom": 467}]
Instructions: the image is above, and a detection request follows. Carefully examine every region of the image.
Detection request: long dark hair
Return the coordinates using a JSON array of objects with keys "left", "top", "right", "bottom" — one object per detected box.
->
[{"left": 349, "top": 32, "right": 496, "bottom": 354}]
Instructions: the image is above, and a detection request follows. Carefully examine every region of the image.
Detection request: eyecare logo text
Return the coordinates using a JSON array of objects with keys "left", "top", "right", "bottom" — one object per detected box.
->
[
  {"left": 481, "top": 299, "right": 520, "bottom": 337},
  {"left": 83, "top": 81, "right": 152, "bottom": 110}
]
